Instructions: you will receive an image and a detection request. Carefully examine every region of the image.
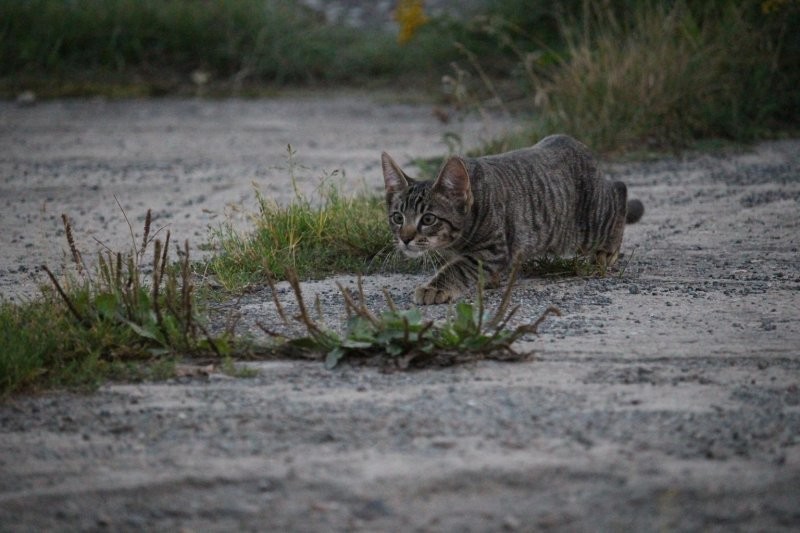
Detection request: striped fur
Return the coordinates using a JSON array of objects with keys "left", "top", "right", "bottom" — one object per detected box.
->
[{"left": 382, "top": 134, "right": 644, "bottom": 304}]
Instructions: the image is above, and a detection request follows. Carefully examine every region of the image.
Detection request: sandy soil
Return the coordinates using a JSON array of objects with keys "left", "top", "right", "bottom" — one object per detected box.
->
[{"left": 1, "top": 93, "right": 799, "bottom": 532}]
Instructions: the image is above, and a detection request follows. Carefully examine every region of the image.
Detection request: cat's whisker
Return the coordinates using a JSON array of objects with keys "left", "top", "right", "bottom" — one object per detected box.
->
[
  {"left": 431, "top": 249, "right": 447, "bottom": 269},
  {"left": 367, "top": 242, "right": 395, "bottom": 272},
  {"left": 385, "top": 248, "right": 403, "bottom": 272}
]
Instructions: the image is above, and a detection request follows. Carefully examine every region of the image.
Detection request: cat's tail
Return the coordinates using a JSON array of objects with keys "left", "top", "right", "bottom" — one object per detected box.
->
[
  {"left": 613, "top": 180, "right": 645, "bottom": 224},
  {"left": 626, "top": 199, "right": 645, "bottom": 224}
]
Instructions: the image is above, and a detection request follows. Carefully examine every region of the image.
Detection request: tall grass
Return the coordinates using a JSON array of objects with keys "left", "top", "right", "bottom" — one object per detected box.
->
[
  {"left": 542, "top": 2, "right": 795, "bottom": 150},
  {"left": 1, "top": 0, "right": 377, "bottom": 84},
  {"left": 466, "top": 0, "right": 800, "bottom": 152},
  {"left": 0, "top": 0, "right": 490, "bottom": 94},
  {"left": 3, "top": 0, "right": 798, "bottom": 150}
]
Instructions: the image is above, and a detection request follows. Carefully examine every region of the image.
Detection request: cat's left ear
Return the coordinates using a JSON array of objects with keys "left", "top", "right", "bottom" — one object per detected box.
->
[
  {"left": 381, "top": 152, "right": 413, "bottom": 194},
  {"left": 433, "top": 156, "right": 473, "bottom": 211}
]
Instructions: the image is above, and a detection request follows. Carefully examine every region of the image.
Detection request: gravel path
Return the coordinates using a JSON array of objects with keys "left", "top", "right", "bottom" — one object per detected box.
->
[{"left": 1, "top": 94, "right": 799, "bottom": 531}]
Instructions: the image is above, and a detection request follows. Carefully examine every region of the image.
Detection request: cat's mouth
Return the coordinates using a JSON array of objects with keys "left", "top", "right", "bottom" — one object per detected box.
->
[
  {"left": 400, "top": 245, "right": 426, "bottom": 258},
  {"left": 398, "top": 240, "right": 430, "bottom": 258}
]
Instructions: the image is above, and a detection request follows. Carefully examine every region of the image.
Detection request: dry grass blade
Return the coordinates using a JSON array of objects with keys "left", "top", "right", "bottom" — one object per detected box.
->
[
  {"left": 159, "top": 230, "right": 170, "bottom": 283},
  {"left": 61, "top": 214, "right": 85, "bottom": 275},
  {"left": 151, "top": 239, "right": 169, "bottom": 342},
  {"left": 41, "top": 264, "right": 86, "bottom": 325},
  {"left": 285, "top": 269, "right": 323, "bottom": 335},
  {"left": 97, "top": 251, "right": 111, "bottom": 289},
  {"left": 255, "top": 321, "right": 288, "bottom": 340},
  {"left": 488, "top": 260, "right": 522, "bottom": 329},
  {"left": 517, "top": 306, "right": 562, "bottom": 335},
  {"left": 490, "top": 303, "right": 521, "bottom": 335},
  {"left": 114, "top": 194, "right": 138, "bottom": 261},
  {"left": 264, "top": 270, "right": 289, "bottom": 325},
  {"left": 337, "top": 281, "right": 364, "bottom": 320},
  {"left": 338, "top": 276, "right": 380, "bottom": 326},
  {"left": 181, "top": 240, "right": 194, "bottom": 339},
  {"left": 356, "top": 276, "right": 372, "bottom": 316},
  {"left": 382, "top": 287, "right": 398, "bottom": 312},
  {"left": 139, "top": 208, "right": 152, "bottom": 257}
]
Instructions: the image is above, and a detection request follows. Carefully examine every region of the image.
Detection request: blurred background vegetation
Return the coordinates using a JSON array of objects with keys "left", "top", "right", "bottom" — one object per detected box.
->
[{"left": 1, "top": 0, "right": 798, "bottom": 152}]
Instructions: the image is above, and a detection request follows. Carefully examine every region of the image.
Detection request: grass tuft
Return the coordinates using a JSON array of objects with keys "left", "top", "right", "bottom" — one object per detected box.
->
[
  {"left": 260, "top": 266, "right": 561, "bottom": 370},
  {"left": 0, "top": 208, "right": 235, "bottom": 396},
  {"left": 0, "top": 0, "right": 491, "bottom": 96},
  {"left": 452, "top": 1, "right": 800, "bottom": 153},
  {"left": 208, "top": 148, "right": 409, "bottom": 291}
]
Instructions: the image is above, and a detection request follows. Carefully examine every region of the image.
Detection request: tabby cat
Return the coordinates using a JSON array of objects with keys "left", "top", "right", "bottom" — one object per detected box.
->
[{"left": 381, "top": 134, "right": 644, "bottom": 305}]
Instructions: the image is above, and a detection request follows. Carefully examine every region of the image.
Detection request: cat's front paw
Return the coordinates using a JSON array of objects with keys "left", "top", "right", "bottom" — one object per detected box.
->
[{"left": 414, "top": 285, "right": 460, "bottom": 305}]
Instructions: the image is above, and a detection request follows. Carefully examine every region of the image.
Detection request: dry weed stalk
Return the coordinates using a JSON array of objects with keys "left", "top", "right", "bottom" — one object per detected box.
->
[
  {"left": 43, "top": 206, "right": 226, "bottom": 359},
  {"left": 41, "top": 264, "right": 85, "bottom": 325},
  {"left": 61, "top": 214, "right": 85, "bottom": 276},
  {"left": 260, "top": 267, "right": 561, "bottom": 370},
  {"left": 139, "top": 209, "right": 152, "bottom": 257}
]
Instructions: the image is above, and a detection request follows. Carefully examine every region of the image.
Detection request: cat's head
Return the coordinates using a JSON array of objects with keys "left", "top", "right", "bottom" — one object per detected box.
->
[{"left": 381, "top": 152, "right": 473, "bottom": 258}]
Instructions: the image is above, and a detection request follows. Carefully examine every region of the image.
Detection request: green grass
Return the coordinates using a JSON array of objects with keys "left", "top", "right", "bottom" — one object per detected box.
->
[
  {"left": 210, "top": 191, "right": 391, "bottom": 290},
  {"left": 208, "top": 151, "right": 408, "bottom": 291},
  {"left": 458, "top": 0, "right": 800, "bottom": 153},
  {"left": 4, "top": 0, "right": 796, "bottom": 152},
  {"left": 0, "top": 0, "right": 495, "bottom": 96},
  {"left": 0, "top": 211, "right": 235, "bottom": 397},
  {"left": 1, "top": 0, "right": 375, "bottom": 83}
]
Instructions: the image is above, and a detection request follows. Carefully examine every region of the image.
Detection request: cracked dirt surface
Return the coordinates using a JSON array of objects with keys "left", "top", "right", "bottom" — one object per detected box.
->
[{"left": 1, "top": 94, "right": 799, "bottom": 531}]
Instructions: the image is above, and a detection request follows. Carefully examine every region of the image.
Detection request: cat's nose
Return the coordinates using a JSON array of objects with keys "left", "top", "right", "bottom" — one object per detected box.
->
[{"left": 399, "top": 227, "right": 415, "bottom": 245}]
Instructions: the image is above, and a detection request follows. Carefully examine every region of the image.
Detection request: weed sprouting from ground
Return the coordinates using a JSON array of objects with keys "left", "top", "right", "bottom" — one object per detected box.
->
[
  {"left": 0, "top": 209, "right": 235, "bottom": 396},
  {"left": 51, "top": 212, "right": 227, "bottom": 355},
  {"left": 259, "top": 267, "right": 560, "bottom": 370}
]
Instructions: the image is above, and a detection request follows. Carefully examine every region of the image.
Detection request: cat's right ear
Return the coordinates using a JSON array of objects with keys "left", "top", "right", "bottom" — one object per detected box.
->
[
  {"left": 381, "top": 152, "right": 411, "bottom": 195},
  {"left": 432, "top": 156, "right": 473, "bottom": 212}
]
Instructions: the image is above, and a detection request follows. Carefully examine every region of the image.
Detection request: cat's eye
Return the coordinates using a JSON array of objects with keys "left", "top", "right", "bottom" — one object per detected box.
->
[
  {"left": 390, "top": 212, "right": 404, "bottom": 225},
  {"left": 420, "top": 213, "right": 437, "bottom": 226}
]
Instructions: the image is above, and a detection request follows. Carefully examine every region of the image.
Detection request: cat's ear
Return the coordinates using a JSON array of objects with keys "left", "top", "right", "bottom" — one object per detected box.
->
[
  {"left": 433, "top": 156, "right": 472, "bottom": 210},
  {"left": 381, "top": 152, "right": 412, "bottom": 194}
]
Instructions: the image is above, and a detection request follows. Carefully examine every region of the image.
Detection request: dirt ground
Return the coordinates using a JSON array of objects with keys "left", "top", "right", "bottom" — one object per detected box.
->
[{"left": 1, "top": 93, "right": 799, "bottom": 532}]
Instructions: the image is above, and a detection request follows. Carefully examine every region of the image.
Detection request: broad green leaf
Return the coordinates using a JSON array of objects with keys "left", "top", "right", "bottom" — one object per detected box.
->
[
  {"left": 341, "top": 339, "right": 374, "bottom": 349},
  {"left": 454, "top": 301, "right": 476, "bottom": 331},
  {"left": 385, "top": 344, "right": 405, "bottom": 357},
  {"left": 122, "top": 319, "right": 162, "bottom": 343},
  {"left": 375, "top": 329, "right": 404, "bottom": 344},
  {"left": 346, "top": 316, "right": 376, "bottom": 341},
  {"left": 325, "top": 346, "right": 346, "bottom": 369}
]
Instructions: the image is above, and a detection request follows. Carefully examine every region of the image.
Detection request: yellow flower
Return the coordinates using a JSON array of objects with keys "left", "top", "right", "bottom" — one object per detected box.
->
[
  {"left": 761, "top": 0, "right": 792, "bottom": 14},
  {"left": 395, "top": 0, "right": 429, "bottom": 45}
]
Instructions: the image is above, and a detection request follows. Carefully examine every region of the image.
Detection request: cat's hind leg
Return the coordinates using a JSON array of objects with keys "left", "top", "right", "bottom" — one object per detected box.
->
[{"left": 594, "top": 249, "right": 620, "bottom": 276}]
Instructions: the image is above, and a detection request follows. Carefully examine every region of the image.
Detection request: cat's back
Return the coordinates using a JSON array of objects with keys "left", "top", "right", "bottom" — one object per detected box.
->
[{"left": 467, "top": 134, "right": 597, "bottom": 192}]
